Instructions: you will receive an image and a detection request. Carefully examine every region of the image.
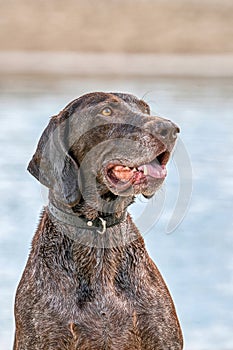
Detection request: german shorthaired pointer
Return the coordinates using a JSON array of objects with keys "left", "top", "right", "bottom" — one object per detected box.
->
[{"left": 14, "top": 92, "right": 183, "bottom": 349}]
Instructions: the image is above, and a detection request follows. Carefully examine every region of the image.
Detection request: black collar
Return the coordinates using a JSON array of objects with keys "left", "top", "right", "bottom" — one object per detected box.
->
[{"left": 47, "top": 202, "right": 126, "bottom": 234}]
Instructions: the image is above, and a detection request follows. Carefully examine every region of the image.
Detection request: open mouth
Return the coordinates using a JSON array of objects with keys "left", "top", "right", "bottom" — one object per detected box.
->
[{"left": 104, "top": 150, "right": 170, "bottom": 192}]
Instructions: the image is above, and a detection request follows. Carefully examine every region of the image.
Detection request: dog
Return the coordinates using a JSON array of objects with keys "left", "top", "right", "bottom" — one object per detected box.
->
[{"left": 14, "top": 92, "right": 183, "bottom": 349}]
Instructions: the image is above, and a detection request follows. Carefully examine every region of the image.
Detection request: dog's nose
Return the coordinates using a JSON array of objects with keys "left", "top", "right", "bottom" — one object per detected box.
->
[
  {"left": 156, "top": 120, "right": 180, "bottom": 142},
  {"left": 144, "top": 119, "right": 179, "bottom": 144}
]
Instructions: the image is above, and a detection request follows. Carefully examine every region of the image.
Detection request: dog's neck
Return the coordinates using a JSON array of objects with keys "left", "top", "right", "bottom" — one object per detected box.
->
[{"left": 48, "top": 191, "right": 134, "bottom": 233}]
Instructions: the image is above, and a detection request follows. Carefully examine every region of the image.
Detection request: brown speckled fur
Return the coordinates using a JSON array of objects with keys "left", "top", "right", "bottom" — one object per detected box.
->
[{"left": 14, "top": 92, "right": 183, "bottom": 350}]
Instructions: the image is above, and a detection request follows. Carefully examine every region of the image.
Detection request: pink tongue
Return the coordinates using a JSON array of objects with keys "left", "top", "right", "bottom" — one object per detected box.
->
[{"left": 138, "top": 160, "right": 167, "bottom": 179}]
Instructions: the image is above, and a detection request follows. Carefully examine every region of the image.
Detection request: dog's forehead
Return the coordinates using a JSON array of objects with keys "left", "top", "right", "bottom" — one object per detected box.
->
[
  {"left": 111, "top": 93, "right": 150, "bottom": 114},
  {"left": 64, "top": 92, "right": 150, "bottom": 115}
]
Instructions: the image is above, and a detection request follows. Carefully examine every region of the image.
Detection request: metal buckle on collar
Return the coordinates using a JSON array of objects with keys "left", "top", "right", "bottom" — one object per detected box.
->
[
  {"left": 86, "top": 217, "right": 107, "bottom": 234},
  {"left": 96, "top": 217, "right": 107, "bottom": 235}
]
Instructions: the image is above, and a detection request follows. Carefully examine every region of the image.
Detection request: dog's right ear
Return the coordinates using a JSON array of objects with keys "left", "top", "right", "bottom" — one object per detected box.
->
[
  {"left": 27, "top": 113, "right": 81, "bottom": 206},
  {"left": 27, "top": 116, "right": 57, "bottom": 189}
]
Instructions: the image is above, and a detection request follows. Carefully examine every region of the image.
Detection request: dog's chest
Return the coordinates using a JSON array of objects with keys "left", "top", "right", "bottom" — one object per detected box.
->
[{"left": 70, "top": 291, "right": 138, "bottom": 348}]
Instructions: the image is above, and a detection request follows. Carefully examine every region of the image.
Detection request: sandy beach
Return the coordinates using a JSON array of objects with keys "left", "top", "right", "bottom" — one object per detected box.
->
[
  {"left": 0, "top": 52, "right": 233, "bottom": 77},
  {"left": 1, "top": 0, "right": 233, "bottom": 54}
]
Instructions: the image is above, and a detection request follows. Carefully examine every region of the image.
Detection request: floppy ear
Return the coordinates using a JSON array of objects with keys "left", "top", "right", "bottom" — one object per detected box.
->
[{"left": 27, "top": 113, "right": 81, "bottom": 206}]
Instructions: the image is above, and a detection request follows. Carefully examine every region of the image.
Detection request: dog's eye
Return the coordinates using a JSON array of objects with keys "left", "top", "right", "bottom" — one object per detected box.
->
[{"left": 101, "top": 107, "right": 112, "bottom": 116}]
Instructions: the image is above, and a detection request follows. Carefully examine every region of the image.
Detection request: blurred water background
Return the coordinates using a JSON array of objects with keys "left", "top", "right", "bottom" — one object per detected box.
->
[{"left": 0, "top": 74, "right": 232, "bottom": 349}]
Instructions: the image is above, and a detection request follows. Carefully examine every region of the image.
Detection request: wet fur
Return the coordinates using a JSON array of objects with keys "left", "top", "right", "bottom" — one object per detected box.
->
[{"left": 14, "top": 92, "right": 183, "bottom": 350}]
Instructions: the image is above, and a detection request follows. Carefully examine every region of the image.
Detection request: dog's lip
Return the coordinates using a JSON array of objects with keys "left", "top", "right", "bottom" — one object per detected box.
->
[{"left": 103, "top": 150, "right": 170, "bottom": 192}]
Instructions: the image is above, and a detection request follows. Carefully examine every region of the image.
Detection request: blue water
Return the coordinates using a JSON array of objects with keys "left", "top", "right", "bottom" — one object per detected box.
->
[{"left": 0, "top": 75, "right": 233, "bottom": 349}]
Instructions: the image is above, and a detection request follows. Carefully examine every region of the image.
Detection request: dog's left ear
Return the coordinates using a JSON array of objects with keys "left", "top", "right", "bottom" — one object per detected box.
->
[{"left": 27, "top": 112, "right": 81, "bottom": 207}]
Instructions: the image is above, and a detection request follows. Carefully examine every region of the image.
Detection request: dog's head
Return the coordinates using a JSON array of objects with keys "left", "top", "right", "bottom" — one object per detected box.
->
[{"left": 28, "top": 92, "right": 179, "bottom": 215}]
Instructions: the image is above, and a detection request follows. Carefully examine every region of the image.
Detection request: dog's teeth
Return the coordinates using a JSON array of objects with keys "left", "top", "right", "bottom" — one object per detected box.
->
[
  {"left": 132, "top": 168, "right": 137, "bottom": 172},
  {"left": 143, "top": 165, "right": 148, "bottom": 176},
  {"left": 124, "top": 166, "right": 130, "bottom": 170}
]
